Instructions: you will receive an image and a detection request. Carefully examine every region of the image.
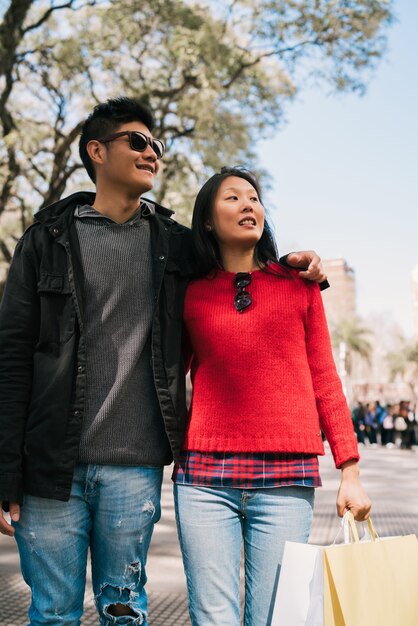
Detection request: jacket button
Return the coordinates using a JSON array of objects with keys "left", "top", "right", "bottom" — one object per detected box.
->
[
  {"left": 51, "top": 227, "right": 60, "bottom": 236},
  {"left": 158, "top": 255, "right": 165, "bottom": 261},
  {"left": 74, "top": 410, "right": 81, "bottom": 417},
  {"left": 77, "top": 365, "right": 83, "bottom": 372}
]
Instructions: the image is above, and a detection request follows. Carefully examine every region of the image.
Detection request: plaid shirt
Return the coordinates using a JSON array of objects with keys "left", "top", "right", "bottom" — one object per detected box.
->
[{"left": 173, "top": 451, "right": 322, "bottom": 489}]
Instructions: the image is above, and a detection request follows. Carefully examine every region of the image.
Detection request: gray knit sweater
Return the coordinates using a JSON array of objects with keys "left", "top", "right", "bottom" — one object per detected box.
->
[{"left": 74, "top": 203, "right": 171, "bottom": 466}]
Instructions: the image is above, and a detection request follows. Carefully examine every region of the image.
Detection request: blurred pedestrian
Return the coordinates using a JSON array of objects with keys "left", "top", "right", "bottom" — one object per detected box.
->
[
  {"left": 352, "top": 401, "right": 366, "bottom": 445},
  {"left": 381, "top": 403, "right": 395, "bottom": 447},
  {"left": 399, "top": 401, "right": 415, "bottom": 449},
  {"left": 364, "top": 402, "right": 379, "bottom": 447}
]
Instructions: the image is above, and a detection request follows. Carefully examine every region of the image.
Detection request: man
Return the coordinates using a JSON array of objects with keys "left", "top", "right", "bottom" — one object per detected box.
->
[{"left": 0, "top": 97, "right": 326, "bottom": 624}]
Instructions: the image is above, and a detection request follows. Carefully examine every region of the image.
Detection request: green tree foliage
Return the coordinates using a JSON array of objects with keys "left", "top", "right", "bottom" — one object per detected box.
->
[
  {"left": 331, "top": 317, "right": 373, "bottom": 374},
  {"left": 0, "top": 0, "right": 394, "bottom": 265},
  {"left": 387, "top": 340, "right": 418, "bottom": 397}
]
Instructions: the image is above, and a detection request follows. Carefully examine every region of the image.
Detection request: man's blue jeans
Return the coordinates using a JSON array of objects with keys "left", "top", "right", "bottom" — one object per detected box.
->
[
  {"left": 13, "top": 464, "right": 163, "bottom": 626},
  {"left": 174, "top": 484, "right": 314, "bottom": 626}
]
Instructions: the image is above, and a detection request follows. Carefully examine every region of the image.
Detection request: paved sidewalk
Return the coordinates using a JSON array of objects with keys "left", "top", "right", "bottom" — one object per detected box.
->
[{"left": 1, "top": 445, "right": 417, "bottom": 624}]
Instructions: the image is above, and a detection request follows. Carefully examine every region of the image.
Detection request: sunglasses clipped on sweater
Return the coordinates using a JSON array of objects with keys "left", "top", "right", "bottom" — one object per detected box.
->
[
  {"left": 97, "top": 131, "right": 165, "bottom": 159},
  {"left": 234, "top": 272, "right": 252, "bottom": 312}
]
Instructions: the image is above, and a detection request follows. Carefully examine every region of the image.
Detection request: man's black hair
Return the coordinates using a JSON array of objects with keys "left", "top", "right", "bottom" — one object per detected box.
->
[{"left": 79, "top": 96, "right": 155, "bottom": 182}]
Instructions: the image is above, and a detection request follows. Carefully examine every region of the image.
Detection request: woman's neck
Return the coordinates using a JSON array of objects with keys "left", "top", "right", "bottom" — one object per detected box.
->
[{"left": 220, "top": 248, "right": 259, "bottom": 273}]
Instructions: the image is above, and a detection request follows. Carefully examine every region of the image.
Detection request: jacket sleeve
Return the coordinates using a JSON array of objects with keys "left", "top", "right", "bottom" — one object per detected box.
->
[
  {"left": 0, "top": 234, "right": 40, "bottom": 507},
  {"left": 304, "top": 283, "right": 359, "bottom": 468}
]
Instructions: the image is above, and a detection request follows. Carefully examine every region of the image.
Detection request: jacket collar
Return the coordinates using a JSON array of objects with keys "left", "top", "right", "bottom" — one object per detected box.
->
[{"left": 34, "top": 191, "right": 175, "bottom": 226}]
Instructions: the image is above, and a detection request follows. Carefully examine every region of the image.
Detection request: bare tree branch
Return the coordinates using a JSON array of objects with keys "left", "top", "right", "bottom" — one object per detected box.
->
[
  {"left": 23, "top": 0, "right": 97, "bottom": 34},
  {"left": 222, "top": 39, "right": 320, "bottom": 89},
  {"left": 0, "top": 239, "right": 12, "bottom": 264}
]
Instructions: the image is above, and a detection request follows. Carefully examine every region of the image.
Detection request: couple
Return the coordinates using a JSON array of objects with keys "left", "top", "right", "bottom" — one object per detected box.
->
[{"left": 0, "top": 97, "right": 370, "bottom": 625}]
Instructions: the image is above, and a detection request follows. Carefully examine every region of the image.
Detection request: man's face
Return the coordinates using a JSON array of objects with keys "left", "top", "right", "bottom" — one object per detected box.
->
[{"left": 93, "top": 121, "right": 162, "bottom": 196}]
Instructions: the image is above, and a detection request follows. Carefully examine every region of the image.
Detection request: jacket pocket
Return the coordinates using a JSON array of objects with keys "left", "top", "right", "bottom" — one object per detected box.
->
[{"left": 37, "top": 273, "right": 76, "bottom": 343}]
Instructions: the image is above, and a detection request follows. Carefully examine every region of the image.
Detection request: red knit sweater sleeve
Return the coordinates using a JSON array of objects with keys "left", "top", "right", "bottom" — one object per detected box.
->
[{"left": 304, "top": 283, "right": 360, "bottom": 468}]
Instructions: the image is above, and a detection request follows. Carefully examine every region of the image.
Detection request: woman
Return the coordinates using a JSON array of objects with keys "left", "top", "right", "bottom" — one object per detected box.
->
[{"left": 173, "top": 167, "right": 371, "bottom": 626}]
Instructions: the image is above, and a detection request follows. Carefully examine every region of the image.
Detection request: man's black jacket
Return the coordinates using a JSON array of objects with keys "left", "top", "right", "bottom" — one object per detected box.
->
[{"left": 0, "top": 192, "right": 194, "bottom": 507}]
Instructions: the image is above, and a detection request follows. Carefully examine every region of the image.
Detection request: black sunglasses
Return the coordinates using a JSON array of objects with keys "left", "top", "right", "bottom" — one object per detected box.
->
[
  {"left": 234, "top": 272, "right": 252, "bottom": 312},
  {"left": 97, "top": 131, "right": 165, "bottom": 159}
]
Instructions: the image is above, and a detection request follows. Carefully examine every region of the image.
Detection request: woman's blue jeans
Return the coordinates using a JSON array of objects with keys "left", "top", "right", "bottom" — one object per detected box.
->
[
  {"left": 174, "top": 484, "right": 314, "bottom": 626},
  {"left": 13, "top": 464, "right": 163, "bottom": 626}
]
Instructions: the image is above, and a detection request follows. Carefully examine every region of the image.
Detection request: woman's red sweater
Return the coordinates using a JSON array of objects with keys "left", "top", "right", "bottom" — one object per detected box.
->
[{"left": 182, "top": 265, "right": 359, "bottom": 469}]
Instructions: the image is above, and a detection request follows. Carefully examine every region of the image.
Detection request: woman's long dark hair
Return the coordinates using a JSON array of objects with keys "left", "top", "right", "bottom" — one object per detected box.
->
[{"left": 192, "top": 167, "right": 280, "bottom": 276}]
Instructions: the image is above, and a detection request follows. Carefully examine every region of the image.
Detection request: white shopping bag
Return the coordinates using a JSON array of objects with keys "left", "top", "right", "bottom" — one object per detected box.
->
[{"left": 271, "top": 541, "right": 324, "bottom": 626}]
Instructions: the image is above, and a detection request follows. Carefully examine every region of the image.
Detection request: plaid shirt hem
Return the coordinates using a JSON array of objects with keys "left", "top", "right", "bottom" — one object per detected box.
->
[{"left": 172, "top": 451, "right": 322, "bottom": 489}]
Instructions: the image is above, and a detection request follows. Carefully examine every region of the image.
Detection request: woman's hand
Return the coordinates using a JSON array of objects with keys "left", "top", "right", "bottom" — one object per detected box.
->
[{"left": 336, "top": 460, "right": 371, "bottom": 522}]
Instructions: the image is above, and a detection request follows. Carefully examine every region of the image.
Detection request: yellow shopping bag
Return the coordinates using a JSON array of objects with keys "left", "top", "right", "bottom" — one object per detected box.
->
[{"left": 323, "top": 512, "right": 418, "bottom": 626}]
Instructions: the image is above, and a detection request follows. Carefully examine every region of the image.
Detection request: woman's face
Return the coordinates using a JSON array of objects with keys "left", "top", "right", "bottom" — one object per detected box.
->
[{"left": 209, "top": 176, "right": 265, "bottom": 250}]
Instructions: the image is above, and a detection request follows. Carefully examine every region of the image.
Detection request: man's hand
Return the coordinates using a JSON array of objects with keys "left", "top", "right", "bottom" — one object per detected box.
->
[
  {"left": 286, "top": 250, "right": 327, "bottom": 283},
  {"left": 0, "top": 501, "right": 20, "bottom": 537},
  {"left": 336, "top": 461, "right": 371, "bottom": 522}
]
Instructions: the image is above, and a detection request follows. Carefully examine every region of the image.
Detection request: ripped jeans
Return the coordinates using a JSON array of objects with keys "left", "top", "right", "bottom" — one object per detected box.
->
[{"left": 13, "top": 464, "right": 163, "bottom": 626}]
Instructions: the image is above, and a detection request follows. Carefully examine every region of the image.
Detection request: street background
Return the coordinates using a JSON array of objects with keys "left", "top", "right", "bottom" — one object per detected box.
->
[{"left": 1, "top": 445, "right": 417, "bottom": 625}]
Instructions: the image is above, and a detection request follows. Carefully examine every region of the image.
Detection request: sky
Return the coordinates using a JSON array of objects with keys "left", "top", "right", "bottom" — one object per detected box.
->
[{"left": 257, "top": 0, "right": 418, "bottom": 337}]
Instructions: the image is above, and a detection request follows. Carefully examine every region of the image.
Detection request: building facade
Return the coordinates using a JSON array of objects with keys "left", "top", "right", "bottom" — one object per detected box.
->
[{"left": 321, "top": 257, "right": 356, "bottom": 328}]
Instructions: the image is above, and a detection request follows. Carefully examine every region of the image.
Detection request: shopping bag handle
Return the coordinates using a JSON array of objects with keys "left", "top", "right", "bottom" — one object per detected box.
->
[{"left": 343, "top": 511, "right": 378, "bottom": 543}]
